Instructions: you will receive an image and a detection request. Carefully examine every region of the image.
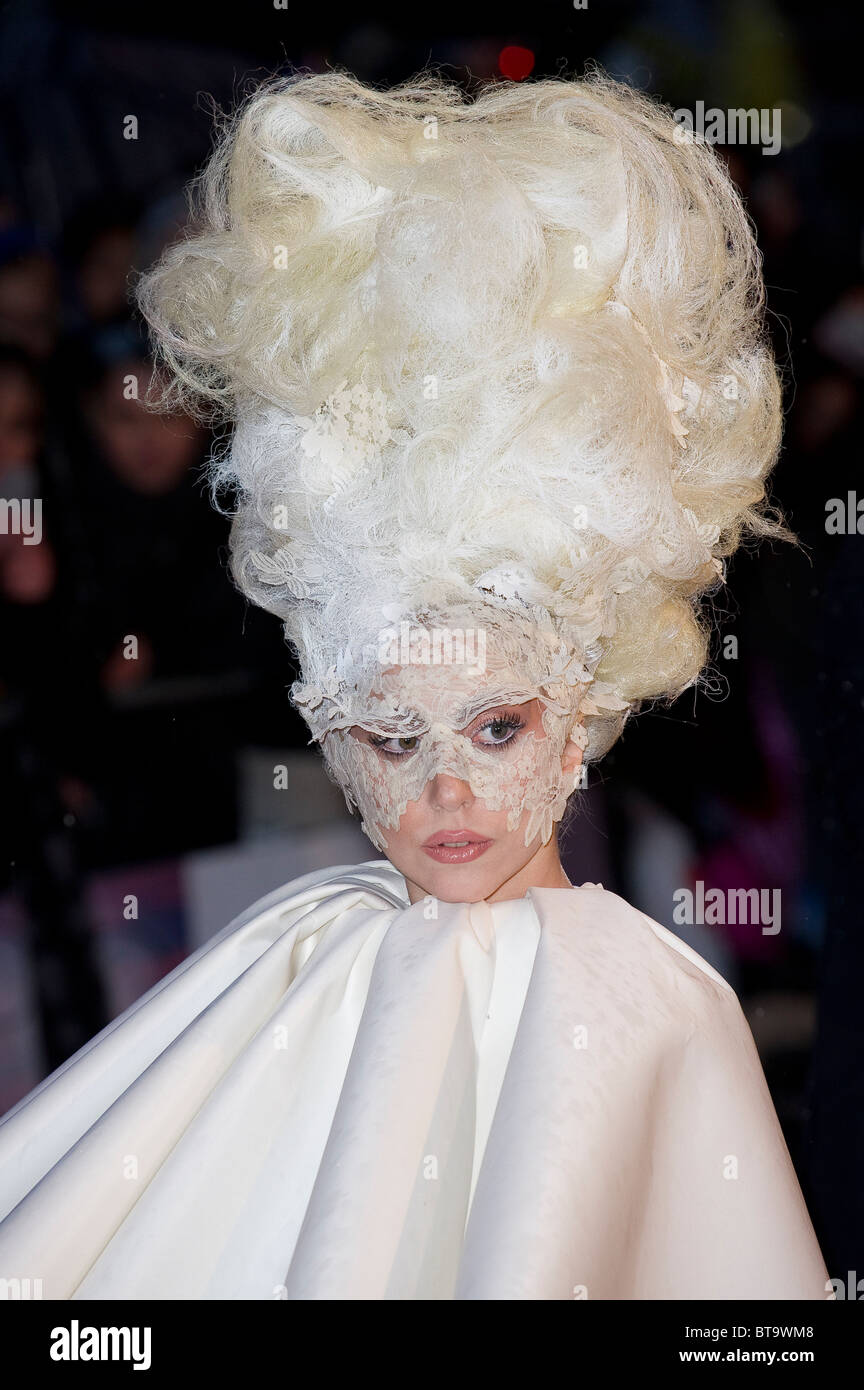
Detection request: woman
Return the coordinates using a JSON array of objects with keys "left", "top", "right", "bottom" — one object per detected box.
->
[{"left": 0, "top": 68, "right": 830, "bottom": 1299}]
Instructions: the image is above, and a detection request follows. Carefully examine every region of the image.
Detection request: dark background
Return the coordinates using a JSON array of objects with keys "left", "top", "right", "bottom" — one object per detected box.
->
[{"left": 0, "top": 0, "right": 861, "bottom": 1285}]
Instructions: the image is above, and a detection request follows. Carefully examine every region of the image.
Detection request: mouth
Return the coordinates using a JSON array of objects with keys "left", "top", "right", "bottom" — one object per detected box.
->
[{"left": 421, "top": 830, "right": 494, "bottom": 864}]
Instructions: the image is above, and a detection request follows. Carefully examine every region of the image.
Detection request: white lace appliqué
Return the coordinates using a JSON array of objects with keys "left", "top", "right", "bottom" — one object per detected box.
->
[
  {"left": 295, "top": 380, "right": 392, "bottom": 469},
  {"left": 607, "top": 299, "right": 696, "bottom": 448},
  {"left": 292, "top": 599, "right": 628, "bottom": 852}
]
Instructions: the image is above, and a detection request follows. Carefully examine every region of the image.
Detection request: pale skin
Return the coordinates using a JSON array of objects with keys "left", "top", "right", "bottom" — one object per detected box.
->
[{"left": 349, "top": 697, "right": 584, "bottom": 905}]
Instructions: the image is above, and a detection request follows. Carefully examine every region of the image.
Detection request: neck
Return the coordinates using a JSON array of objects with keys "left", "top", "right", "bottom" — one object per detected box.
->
[{"left": 484, "top": 834, "right": 572, "bottom": 903}]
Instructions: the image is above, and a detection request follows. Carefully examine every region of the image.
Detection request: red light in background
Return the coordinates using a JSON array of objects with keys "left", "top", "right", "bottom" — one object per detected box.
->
[{"left": 498, "top": 46, "right": 535, "bottom": 82}]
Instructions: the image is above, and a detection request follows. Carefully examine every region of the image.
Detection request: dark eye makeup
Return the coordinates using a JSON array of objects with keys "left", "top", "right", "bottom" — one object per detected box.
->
[{"left": 367, "top": 709, "right": 527, "bottom": 760}]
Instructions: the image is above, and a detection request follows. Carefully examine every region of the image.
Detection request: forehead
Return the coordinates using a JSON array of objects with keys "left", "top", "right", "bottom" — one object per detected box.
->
[{"left": 364, "top": 660, "right": 539, "bottom": 729}]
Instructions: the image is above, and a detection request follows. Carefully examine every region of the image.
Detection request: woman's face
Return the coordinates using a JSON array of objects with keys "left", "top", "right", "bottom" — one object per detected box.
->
[{"left": 349, "top": 696, "right": 583, "bottom": 904}]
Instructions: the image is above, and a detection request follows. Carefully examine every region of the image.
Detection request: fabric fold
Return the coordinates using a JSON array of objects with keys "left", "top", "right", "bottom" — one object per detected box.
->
[
  {"left": 0, "top": 859, "right": 831, "bottom": 1300},
  {"left": 458, "top": 887, "right": 829, "bottom": 1299}
]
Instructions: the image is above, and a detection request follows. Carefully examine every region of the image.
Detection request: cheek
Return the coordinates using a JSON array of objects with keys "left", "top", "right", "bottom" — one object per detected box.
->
[
  {"left": 377, "top": 786, "right": 431, "bottom": 847},
  {"left": 391, "top": 799, "right": 424, "bottom": 836}
]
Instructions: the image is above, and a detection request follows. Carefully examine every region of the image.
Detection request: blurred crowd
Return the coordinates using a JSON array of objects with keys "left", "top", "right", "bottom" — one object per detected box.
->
[
  {"left": 0, "top": 196, "right": 298, "bottom": 868},
  {"left": 0, "top": 187, "right": 301, "bottom": 1079}
]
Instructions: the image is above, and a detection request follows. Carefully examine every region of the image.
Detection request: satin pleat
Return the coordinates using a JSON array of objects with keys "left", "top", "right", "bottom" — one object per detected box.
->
[{"left": 0, "top": 861, "right": 830, "bottom": 1300}]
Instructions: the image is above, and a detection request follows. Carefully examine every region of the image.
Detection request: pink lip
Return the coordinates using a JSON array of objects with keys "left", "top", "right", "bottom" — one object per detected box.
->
[{"left": 422, "top": 830, "right": 493, "bottom": 864}]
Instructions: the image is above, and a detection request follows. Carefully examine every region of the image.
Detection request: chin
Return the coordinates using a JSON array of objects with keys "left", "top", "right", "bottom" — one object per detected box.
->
[
  {"left": 435, "top": 880, "right": 493, "bottom": 905},
  {"left": 408, "top": 854, "right": 502, "bottom": 904}
]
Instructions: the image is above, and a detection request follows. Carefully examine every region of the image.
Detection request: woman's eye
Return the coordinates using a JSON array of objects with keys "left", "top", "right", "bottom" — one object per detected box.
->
[
  {"left": 367, "top": 712, "right": 525, "bottom": 759},
  {"left": 474, "top": 713, "right": 525, "bottom": 750},
  {"left": 368, "top": 734, "right": 420, "bottom": 758}
]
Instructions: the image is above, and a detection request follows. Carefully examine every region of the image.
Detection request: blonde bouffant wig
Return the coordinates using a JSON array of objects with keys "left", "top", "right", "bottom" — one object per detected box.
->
[{"left": 135, "top": 66, "right": 790, "bottom": 767}]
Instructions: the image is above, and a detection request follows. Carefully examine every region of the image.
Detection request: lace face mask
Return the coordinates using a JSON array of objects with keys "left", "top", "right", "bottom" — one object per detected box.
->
[{"left": 320, "top": 660, "right": 589, "bottom": 853}]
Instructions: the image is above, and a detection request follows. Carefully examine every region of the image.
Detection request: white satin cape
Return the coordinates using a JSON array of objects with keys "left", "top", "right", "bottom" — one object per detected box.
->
[{"left": 0, "top": 859, "right": 830, "bottom": 1300}]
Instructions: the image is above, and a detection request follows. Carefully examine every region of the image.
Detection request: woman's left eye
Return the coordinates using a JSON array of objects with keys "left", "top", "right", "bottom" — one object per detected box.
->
[{"left": 474, "top": 713, "right": 525, "bottom": 750}]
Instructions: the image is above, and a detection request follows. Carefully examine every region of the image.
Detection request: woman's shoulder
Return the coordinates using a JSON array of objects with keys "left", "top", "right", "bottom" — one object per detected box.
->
[
  {"left": 531, "top": 880, "right": 741, "bottom": 1028},
  {"left": 225, "top": 864, "right": 738, "bottom": 1028},
  {"left": 215, "top": 857, "right": 408, "bottom": 937},
  {"left": 0, "top": 859, "right": 406, "bottom": 1139},
  {"left": 580, "top": 881, "right": 734, "bottom": 992}
]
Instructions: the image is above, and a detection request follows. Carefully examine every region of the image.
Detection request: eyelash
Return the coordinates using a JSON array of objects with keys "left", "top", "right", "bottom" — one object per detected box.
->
[{"left": 368, "top": 711, "right": 526, "bottom": 760}]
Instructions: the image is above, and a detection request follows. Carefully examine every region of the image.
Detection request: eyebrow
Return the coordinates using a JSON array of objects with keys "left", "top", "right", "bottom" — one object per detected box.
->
[
  {"left": 361, "top": 690, "right": 536, "bottom": 737},
  {"left": 451, "top": 690, "right": 537, "bottom": 726}
]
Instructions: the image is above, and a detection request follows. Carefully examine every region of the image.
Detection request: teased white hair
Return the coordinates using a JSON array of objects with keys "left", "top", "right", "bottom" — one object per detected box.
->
[{"left": 135, "top": 66, "right": 790, "bottom": 764}]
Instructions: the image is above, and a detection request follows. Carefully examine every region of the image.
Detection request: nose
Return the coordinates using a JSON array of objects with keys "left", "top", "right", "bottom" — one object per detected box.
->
[{"left": 427, "top": 771, "right": 475, "bottom": 811}]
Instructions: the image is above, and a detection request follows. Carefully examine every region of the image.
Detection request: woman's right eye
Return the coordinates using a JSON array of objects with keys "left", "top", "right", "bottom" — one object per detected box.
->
[{"left": 368, "top": 734, "right": 421, "bottom": 759}]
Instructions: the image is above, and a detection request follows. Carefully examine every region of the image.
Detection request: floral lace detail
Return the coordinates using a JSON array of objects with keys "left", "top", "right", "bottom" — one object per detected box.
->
[
  {"left": 290, "top": 609, "right": 627, "bottom": 851},
  {"left": 325, "top": 704, "right": 585, "bottom": 853},
  {"left": 290, "top": 594, "right": 629, "bottom": 744},
  {"left": 606, "top": 299, "right": 695, "bottom": 448},
  {"left": 295, "top": 381, "right": 392, "bottom": 469}
]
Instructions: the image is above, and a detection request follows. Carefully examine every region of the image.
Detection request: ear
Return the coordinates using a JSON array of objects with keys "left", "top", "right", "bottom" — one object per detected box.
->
[{"left": 561, "top": 723, "right": 586, "bottom": 776}]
